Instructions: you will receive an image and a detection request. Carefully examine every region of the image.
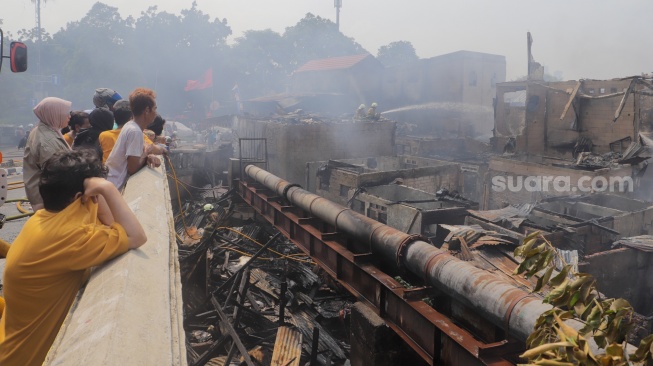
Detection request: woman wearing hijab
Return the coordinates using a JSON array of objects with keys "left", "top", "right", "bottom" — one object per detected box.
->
[
  {"left": 23, "top": 97, "right": 72, "bottom": 210},
  {"left": 73, "top": 107, "right": 114, "bottom": 161}
]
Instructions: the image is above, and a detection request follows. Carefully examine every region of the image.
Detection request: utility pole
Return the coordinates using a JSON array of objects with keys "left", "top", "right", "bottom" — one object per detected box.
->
[
  {"left": 334, "top": 0, "right": 342, "bottom": 31},
  {"left": 34, "top": 0, "right": 45, "bottom": 100},
  {"left": 35, "top": 0, "right": 41, "bottom": 77}
]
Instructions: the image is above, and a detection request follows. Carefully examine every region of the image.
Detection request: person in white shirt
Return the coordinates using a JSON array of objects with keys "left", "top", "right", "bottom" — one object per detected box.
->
[{"left": 106, "top": 87, "right": 161, "bottom": 190}]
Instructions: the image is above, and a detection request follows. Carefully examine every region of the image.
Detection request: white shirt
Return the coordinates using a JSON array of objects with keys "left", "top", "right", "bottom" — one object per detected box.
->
[{"left": 106, "top": 121, "right": 144, "bottom": 189}]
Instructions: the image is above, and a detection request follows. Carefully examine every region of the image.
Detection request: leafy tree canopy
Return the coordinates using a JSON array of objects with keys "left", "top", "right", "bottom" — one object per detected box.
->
[
  {"left": 283, "top": 13, "right": 367, "bottom": 69},
  {"left": 377, "top": 41, "right": 418, "bottom": 68},
  {"left": 0, "top": 6, "right": 371, "bottom": 125}
]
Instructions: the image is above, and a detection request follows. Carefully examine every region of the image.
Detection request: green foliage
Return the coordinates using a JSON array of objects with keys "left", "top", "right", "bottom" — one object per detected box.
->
[
  {"left": 0, "top": 6, "right": 368, "bottom": 126},
  {"left": 283, "top": 13, "right": 366, "bottom": 69},
  {"left": 377, "top": 41, "right": 418, "bottom": 68},
  {"left": 514, "top": 232, "right": 652, "bottom": 365}
]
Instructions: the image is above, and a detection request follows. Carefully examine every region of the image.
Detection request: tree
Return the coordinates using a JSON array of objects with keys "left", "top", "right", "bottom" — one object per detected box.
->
[
  {"left": 47, "top": 2, "right": 135, "bottom": 108},
  {"left": 283, "top": 13, "right": 367, "bottom": 69},
  {"left": 376, "top": 41, "right": 418, "bottom": 68},
  {"left": 0, "top": 6, "right": 379, "bottom": 124},
  {"left": 228, "top": 29, "right": 289, "bottom": 97}
]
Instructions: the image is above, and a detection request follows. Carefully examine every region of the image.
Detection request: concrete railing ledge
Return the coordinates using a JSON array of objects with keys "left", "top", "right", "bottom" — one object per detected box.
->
[{"left": 45, "top": 164, "right": 187, "bottom": 365}]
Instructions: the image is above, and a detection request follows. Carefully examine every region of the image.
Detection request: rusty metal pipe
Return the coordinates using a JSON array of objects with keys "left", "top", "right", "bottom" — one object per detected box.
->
[{"left": 243, "top": 165, "right": 602, "bottom": 346}]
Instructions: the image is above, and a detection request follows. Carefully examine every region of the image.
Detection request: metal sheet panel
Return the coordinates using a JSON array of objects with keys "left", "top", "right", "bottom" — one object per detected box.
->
[{"left": 271, "top": 326, "right": 302, "bottom": 366}]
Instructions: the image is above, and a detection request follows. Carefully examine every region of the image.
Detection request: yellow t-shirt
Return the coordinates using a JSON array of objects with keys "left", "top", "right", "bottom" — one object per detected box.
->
[
  {"left": 99, "top": 128, "right": 121, "bottom": 163},
  {"left": 63, "top": 132, "right": 74, "bottom": 146},
  {"left": 0, "top": 198, "right": 129, "bottom": 365},
  {"left": 99, "top": 128, "right": 151, "bottom": 163}
]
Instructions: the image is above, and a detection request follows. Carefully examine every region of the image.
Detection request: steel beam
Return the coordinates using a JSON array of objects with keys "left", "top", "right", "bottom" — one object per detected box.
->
[{"left": 239, "top": 177, "right": 514, "bottom": 365}]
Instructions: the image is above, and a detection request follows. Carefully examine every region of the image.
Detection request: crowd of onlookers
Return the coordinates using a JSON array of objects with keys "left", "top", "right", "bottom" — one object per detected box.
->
[{"left": 0, "top": 87, "right": 174, "bottom": 364}]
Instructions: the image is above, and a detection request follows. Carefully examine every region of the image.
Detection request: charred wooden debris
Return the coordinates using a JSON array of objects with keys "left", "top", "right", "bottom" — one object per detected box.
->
[{"left": 173, "top": 187, "right": 353, "bottom": 366}]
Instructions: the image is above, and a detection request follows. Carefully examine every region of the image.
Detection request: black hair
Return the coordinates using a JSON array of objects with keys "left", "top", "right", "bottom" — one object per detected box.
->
[
  {"left": 89, "top": 107, "right": 115, "bottom": 131},
  {"left": 69, "top": 111, "right": 89, "bottom": 129},
  {"left": 73, "top": 107, "right": 114, "bottom": 161},
  {"left": 147, "top": 114, "right": 166, "bottom": 136},
  {"left": 39, "top": 149, "right": 108, "bottom": 212},
  {"left": 61, "top": 126, "right": 71, "bottom": 135},
  {"left": 114, "top": 107, "right": 133, "bottom": 127}
]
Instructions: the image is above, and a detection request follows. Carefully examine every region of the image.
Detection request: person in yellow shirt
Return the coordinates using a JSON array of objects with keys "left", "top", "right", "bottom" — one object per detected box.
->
[
  {"left": 63, "top": 111, "right": 90, "bottom": 146},
  {"left": 0, "top": 149, "right": 147, "bottom": 365},
  {"left": 99, "top": 99, "right": 132, "bottom": 163},
  {"left": 0, "top": 238, "right": 9, "bottom": 315}
]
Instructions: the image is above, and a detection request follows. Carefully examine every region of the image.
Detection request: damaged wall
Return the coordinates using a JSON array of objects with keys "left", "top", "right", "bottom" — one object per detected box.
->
[
  {"left": 486, "top": 157, "right": 633, "bottom": 209},
  {"left": 538, "top": 195, "right": 653, "bottom": 240},
  {"left": 494, "top": 79, "right": 640, "bottom": 158},
  {"left": 307, "top": 156, "right": 462, "bottom": 206},
  {"left": 349, "top": 184, "right": 469, "bottom": 236},
  {"left": 580, "top": 248, "right": 653, "bottom": 316},
  {"left": 395, "top": 136, "right": 491, "bottom": 158},
  {"left": 234, "top": 117, "right": 396, "bottom": 186},
  {"left": 394, "top": 137, "right": 490, "bottom": 204}
]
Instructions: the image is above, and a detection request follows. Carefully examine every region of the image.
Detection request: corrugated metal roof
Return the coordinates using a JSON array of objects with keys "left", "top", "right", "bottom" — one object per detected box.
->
[
  {"left": 271, "top": 326, "right": 302, "bottom": 366},
  {"left": 468, "top": 204, "right": 534, "bottom": 223},
  {"left": 294, "top": 54, "right": 372, "bottom": 73},
  {"left": 614, "top": 235, "right": 653, "bottom": 252}
]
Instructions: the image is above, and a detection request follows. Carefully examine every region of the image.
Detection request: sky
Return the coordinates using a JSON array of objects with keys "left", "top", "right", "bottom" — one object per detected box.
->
[{"left": 2, "top": 0, "right": 653, "bottom": 81}]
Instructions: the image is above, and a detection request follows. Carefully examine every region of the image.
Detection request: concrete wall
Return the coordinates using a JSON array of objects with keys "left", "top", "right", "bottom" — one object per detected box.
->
[
  {"left": 351, "top": 184, "right": 467, "bottom": 235},
  {"left": 234, "top": 117, "right": 396, "bottom": 186},
  {"left": 395, "top": 136, "right": 491, "bottom": 158},
  {"left": 538, "top": 195, "right": 653, "bottom": 239},
  {"left": 381, "top": 51, "right": 505, "bottom": 138},
  {"left": 494, "top": 83, "right": 527, "bottom": 142},
  {"left": 45, "top": 165, "right": 187, "bottom": 365},
  {"left": 394, "top": 137, "right": 490, "bottom": 203},
  {"left": 382, "top": 51, "right": 506, "bottom": 109},
  {"left": 312, "top": 157, "right": 461, "bottom": 206},
  {"left": 581, "top": 248, "right": 653, "bottom": 315},
  {"left": 486, "top": 157, "right": 633, "bottom": 209}
]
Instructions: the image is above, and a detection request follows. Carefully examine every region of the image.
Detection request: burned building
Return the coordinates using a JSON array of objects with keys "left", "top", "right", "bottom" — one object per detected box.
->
[
  {"left": 290, "top": 53, "right": 384, "bottom": 115},
  {"left": 284, "top": 50, "right": 506, "bottom": 139},
  {"left": 382, "top": 50, "right": 506, "bottom": 138},
  {"left": 492, "top": 78, "right": 653, "bottom": 158},
  {"left": 306, "top": 156, "right": 468, "bottom": 206},
  {"left": 481, "top": 74, "right": 653, "bottom": 209},
  {"left": 462, "top": 193, "right": 653, "bottom": 317},
  {"left": 484, "top": 155, "right": 635, "bottom": 209},
  {"left": 233, "top": 114, "right": 395, "bottom": 186},
  {"left": 394, "top": 135, "right": 491, "bottom": 203},
  {"left": 348, "top": 184, "right": 475, "bottom": 239}
]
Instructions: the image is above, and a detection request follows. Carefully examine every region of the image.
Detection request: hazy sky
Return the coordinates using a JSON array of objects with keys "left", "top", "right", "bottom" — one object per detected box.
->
[{"left": 3, "top": 0, "right": 653, "bottom": 81}]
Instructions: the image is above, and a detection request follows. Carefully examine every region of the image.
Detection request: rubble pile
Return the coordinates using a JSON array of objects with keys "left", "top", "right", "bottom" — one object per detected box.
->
[
  {"left": 173, "top": 189, "right": 353, "bottom": 366},
  {"left": 249, "top": 110, "right": 390, "bottom": 126},
  {"left": 575, "top": 151, "right": 624, "bottom": 169},
  {"left": 439, "top": 224, "right": 514, "bottom": 261}
]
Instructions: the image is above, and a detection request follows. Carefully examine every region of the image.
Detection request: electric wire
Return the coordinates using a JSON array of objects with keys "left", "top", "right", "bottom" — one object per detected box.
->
[{"left": 164, "top": 155, "right": 312, "bottom": 264}]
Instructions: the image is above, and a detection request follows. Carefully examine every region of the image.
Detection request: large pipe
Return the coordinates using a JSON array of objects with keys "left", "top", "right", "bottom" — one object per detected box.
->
[{"left": 244, "top": 165, "right": 586, "bottom": 344}]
